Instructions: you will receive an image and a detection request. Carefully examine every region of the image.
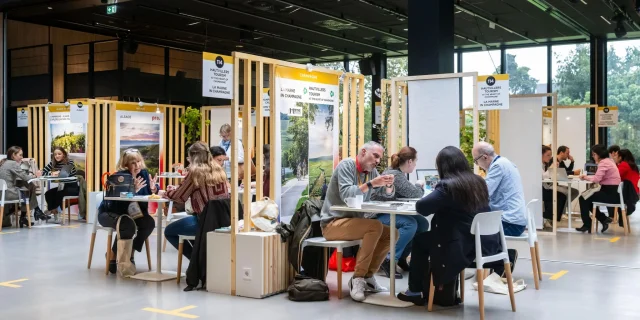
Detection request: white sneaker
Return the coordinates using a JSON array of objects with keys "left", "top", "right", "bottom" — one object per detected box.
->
[
  {"left": 365, "top": 276, "right": 388, "bottom": 293},
  {"left": 348, "top": 277, "right": 367, "bottom": 302}
]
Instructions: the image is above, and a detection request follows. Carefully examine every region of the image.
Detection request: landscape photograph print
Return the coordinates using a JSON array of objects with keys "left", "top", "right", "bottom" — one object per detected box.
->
[{"left": 119, "top": 122, "right": 161, "bottom": 175}]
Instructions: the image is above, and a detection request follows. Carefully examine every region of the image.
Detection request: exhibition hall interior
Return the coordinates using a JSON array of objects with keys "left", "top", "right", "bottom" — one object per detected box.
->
[{"left": 2, "top": 0, "right": 640, "bottom": 319}]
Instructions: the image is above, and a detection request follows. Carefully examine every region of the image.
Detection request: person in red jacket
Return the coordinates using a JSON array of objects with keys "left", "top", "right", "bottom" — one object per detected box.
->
[{"left": 615, "top": 149, "right": 640, "bottom": 193}]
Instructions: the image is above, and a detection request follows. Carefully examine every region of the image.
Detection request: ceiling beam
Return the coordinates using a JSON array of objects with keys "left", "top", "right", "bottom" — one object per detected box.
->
[
  {"left": 527, "top": 0, "right": 591, "bottom": 39},
  {"left": 189, "top": 0, "right": 403, "bottom": 54},
  {"left": 138, "top": 5, "right": 364, "bottom": 58},
  {"left": 273, "top": 0, "right": 406, "bottom": 41},
  {"left": 92, "top": 13, "right": 331, "bottom": 61},
  {"left": 454, "top": 3, "right": 540, "bottom": 44}
]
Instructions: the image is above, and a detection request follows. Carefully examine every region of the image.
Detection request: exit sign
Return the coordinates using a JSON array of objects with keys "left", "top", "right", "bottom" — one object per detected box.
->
[{"left": 106, "top": 5, "right": 117, "bottom": 14}]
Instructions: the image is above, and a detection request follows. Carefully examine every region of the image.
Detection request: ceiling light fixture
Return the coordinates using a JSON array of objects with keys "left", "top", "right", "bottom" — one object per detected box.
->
[
  {"left": 580, "top": 0, "right": 587, "bottom": 4},
  {"left": 47, "top": 6, "right": 53, "bottom": 10},
  {"left": 600, "top": 16, "right": 611, "bottom": 24},
  {"left": 179, "top": 12, "right": 207, "bottom": 20},
  {"left": 236, "top": 45, "right": 244, "bottom": 48},
  {"left": 156, "top": 103, "right": 160, "bottom": 114},
  {"left": 403, "top": 28, "right": 408, "bottom": 31},
  {"left": 187, "top": 21, "right": 200, "bottom": 26}
]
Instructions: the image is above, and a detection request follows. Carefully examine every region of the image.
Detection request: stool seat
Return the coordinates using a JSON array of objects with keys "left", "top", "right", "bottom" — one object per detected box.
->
[{"left": 301, "top": 237, "right": 361, "bottom": 299}]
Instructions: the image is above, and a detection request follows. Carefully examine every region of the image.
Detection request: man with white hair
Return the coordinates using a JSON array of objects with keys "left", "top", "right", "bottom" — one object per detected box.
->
[
  {"left": 320, "top": 141, "right": 397, "bottom": 302},
  {"left": 471, "top": 142, "right": 527, "bottom": 236}
]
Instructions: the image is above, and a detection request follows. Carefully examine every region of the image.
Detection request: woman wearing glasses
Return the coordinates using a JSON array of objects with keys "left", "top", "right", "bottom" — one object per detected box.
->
[
  {"left": 99, "top": 148, "right": 158, "bottom": 274},
  {"left": 217, "top": 124, "right": 245, "bottom": 177}
]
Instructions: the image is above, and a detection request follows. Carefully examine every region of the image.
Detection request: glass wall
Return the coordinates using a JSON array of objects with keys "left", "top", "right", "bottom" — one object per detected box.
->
[
  {"left": 505, "top": 47, "right": 548, "bottom": 94},
  {"left": 607, "top": 39, "right": 640, "bottom": 156},
  {"left": 461, "top": 50, "right": 501, "bottom": 109},
  {"left": 552, "top": 44, "right": 590, "bottom": 105}
]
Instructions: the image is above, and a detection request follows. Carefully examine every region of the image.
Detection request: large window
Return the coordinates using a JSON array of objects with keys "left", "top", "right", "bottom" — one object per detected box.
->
[
  {"left": 552, "top": 44, "right": 590, "bottom": 105},
  {"left": 462, "top": 50, "right": 501, "bottom": 109},
  {"left": 607, "top": 39, "right": 640, "bottom": 156},
  {"left": 505, "top": 47, "right": 548, "bottom": 94}
]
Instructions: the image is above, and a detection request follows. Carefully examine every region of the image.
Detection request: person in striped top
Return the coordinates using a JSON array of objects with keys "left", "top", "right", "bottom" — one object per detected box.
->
[
  {"left": 42, "top": 147, "right": 79, "bottom": 222},
  {"left": 161, "top": 141, "right": 230, "bottom": 259}
]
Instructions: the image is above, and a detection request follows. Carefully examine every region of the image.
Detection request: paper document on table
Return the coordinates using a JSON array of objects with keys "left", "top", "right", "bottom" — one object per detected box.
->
[{"left": 361, "top": 202, "right": 415, "bottom": 211}]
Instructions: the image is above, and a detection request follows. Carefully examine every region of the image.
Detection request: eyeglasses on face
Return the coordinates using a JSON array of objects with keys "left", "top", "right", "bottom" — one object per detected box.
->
[
  {"left": 473, "top": 154, "right": 485, "bottom": 164},
  {"left": 124, "top": 149, "right": 140, "bottom": 154}
]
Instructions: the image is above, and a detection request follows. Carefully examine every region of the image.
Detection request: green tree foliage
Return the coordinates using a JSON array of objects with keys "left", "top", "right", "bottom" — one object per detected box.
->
[
  {"left": 283, "top": 103, "right": 317, "bottom": 176},
  {"left": 499, "top": 54, "right": 538, "bottom": 94},
  {"left": 179, "top": 106, "right": 209, "bottom": 145},
  {"left": 52, "top": 132, "right": 85, "bottom": 153},
  {"left": 607, "top": 45, "right": 640, "bottom": 156},
  {"left": 554, "top": 45, "right": 591, "bottom": 105}
]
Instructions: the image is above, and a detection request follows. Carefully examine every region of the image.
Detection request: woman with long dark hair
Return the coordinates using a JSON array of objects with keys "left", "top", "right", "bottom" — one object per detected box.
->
[
  {"left": 576, "top": 144, "right": 621, "bottom": 233},
  {"left": 42, "top": 146, "right": 79, "bottom": 223},
  {"left": 398, "top": 146, "right": 501, "bottom": 305},
  {"left": 615, "top": 149, "right": 639, "bottom": 194}
]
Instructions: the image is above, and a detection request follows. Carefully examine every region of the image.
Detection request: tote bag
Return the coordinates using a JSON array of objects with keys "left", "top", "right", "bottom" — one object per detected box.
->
[{"left": 116, "top": 215, "right": 137, "bottom": 278}]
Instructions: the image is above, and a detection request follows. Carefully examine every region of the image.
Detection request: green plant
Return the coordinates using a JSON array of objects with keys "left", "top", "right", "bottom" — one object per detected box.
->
[
  {"left": 179, "top": 106, "right": 209, "bottom": 145},
  {"left": 460, "top": 111, "right": 493, "bottom": 166}
]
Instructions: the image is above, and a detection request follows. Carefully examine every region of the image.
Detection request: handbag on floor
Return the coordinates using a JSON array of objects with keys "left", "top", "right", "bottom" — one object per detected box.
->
[
  {"left": 116, "top": 215, "right": 137, "bottom": 278},
  {"left": 426, "top": 264, "right": 461, "bottom": 307},
  {"left": 287, "top": 275, "right": 329, "bottom": 302},
  {"left": 250, "top": 197, "right": 279, "bottom": 232}
]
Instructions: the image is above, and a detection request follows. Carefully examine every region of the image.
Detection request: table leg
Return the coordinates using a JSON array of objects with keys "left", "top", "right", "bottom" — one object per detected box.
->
[
  {"left": 156, "top": 203, "right": 163, "bottom": 274},
  {"left": 567, "top": 187, "right": 572, "bottom": 229},
  {"left": 389, "top": 213, "right": 396, "bottom": 295}
]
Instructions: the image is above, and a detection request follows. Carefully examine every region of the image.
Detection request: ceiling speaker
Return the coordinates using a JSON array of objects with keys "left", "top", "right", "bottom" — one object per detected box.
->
[{"left": 358, "top": 58, "right": 376, "bottom": 76}]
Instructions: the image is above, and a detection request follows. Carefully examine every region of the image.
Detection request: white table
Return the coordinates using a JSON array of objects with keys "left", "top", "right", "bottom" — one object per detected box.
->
[
  {"left": 104, "top": 196, "right": 175, "bottom": 282},
  {"left": 158, "top": 175, "right": 187, "bottom": 180},
  {"left": 330, "top": 203, "right": 417, "bottom": 308},
  {"left": 542, "top": 178, "right": 594, "bottom": 230},
  {"left": 34, "top": 176, "right": 78, "bottom": 211}
]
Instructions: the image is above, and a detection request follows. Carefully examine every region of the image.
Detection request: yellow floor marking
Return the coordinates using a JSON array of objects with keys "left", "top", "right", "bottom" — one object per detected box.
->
[
  {"left": 540, "top": 270, "right": 568, "bottom": 280},
  {"left": 0, "top": 231, "right": 19, "bottom": 235},
  {"left": 142, "top": 305, "right": 198, "bottom": 319},
  {"left": 56, "top": 225, "right": 80, "bottom": 228},
  {"left": 595, "top": 237, "right": 620, "bottom": 243},
  {"left": 0, "top": 278, "right": 29, "bottom": 288}
]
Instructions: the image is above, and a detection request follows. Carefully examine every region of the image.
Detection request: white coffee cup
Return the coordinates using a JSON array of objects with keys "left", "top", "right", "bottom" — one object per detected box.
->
[{"left": 346, "top": 197, "right": 362, "bottom": 209}]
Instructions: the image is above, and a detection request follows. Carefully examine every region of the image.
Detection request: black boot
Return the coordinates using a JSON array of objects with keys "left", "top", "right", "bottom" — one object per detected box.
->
[
  {"left": 380, "top": 258, "right": 403, "bottom": 279},
  {"left": 19, "top": 213, "right": 33, "bottom": 228}
]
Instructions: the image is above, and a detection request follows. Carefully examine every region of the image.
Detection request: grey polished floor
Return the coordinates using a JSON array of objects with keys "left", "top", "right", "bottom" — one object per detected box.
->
[{"left": 2, "top": 215, "right": 640, "bottom": 320}]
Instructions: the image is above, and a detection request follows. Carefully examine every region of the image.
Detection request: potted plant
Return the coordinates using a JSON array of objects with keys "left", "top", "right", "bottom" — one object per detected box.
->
[{"left": 179, "top": 106, "right": 210, "bottom": 166}]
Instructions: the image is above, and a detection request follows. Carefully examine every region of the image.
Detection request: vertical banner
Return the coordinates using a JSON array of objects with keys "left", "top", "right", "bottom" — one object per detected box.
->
[
  {"left": 478, "top": 74, "right": 510, "bottom": 110},
  {"left": 47, "top": 105, "right": 87, "bottom": 172},
  {"left": 274, "top": 66, "right": 339, "bottom": 223},
  {"left": 114, "top": 104, "right": 164, "bottom": 176},
  {"left": 17, "top": 108, "right": 28, "bottom": 127},
  {"left": 202, "top": 52, "right": 233, "bottom": 99}
]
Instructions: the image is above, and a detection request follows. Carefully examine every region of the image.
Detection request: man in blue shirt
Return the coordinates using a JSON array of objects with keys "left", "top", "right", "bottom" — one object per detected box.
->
[{"left": 472, "top": 142, "right": 527, "bottom": 237}]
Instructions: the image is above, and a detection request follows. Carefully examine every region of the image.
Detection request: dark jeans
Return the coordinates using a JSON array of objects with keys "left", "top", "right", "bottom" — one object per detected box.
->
[
  {"left": 408, "top": 232, "right": 431, "bottom": 294},
  {"left": 98, "top": 211, "right": 155, "bottom": 256},
  {"left": 542, "top": 188, "right": 567, "bottom": 221},
  {"left": 45, "top": 183, "right": 79, "bottom": 212},
  {"left": 502, "top": 220, "right": 526, "bottom": 237},
  {"left": 579, "top": 185, "right": 619, "bottom": 228},
  {"left": 164, "top": 215, "right": 198, "bottom": 259}
]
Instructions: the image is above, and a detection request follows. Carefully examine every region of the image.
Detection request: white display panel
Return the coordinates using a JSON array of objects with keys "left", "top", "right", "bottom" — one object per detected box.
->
[
  {"left": 556, "top": 108, "right": 588, "bottom": 173},
  {"left": 500, "top": 96, "right": 545, "bottom": 228},
  {"left": 407, "top": 78, "right": 460, "bottom": 182}
]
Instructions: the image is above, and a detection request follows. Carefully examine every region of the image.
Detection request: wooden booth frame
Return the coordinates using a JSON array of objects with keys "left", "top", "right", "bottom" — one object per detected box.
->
[
  {"left": 225, "top": 52, "right": 364, "bottom": 296},
  {"left": 383, "top": 73, "right": 480, "bottom": 172}
]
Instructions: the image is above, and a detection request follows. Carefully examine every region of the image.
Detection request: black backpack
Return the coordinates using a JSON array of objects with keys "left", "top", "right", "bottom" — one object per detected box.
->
[
  {"left": 287, "top": 275, "right": 329, "bottom": 302},
  {"left": 427, "top": 264, "right": 462, "bottom": 307}
]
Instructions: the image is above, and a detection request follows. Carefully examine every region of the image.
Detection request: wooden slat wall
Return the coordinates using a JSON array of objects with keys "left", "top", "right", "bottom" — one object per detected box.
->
[{"left": 26, "top": 105, "right": 47, "bottom": 167}]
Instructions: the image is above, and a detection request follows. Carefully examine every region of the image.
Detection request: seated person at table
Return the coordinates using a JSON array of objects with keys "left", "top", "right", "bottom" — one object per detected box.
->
[
  {"left": 576, "top": 144, "right": 621, "bottom": 233},
  {"left": 42, "top": 146, "right": 79, "bottom": 223},
  {"left": 542, "top": 145, "right": 578, "bottom": 229},
  {"left": 99, "top": 148, "right": 158, "bottom": 274},
  {"left": 472, "top": 142, "right": 527, "bottom": 236},
  {"left": 209, "top": 146, "right": 227, "bottom": 168},
  {"left": 320, "top": 141, "right": 396, "bottom": 302},
  {"left": 608, "top": 145, "right": 620, "bottom": 161},
  {"left": 398, "top": 146, "right": 502, "bottom": 305},
  {"left": 557, "top": 145, "right": 580, "bottom": 175},
  {"left": 162, "top": 142, "right": 230, "bottom": 259},
  {"left": 0, "top": 146, "right": 43, "bottom": 227},
  {"left": 371, "top": 146, "right": 428, "bottom": 278},
  {"left": 615, "top": 149, "right": 640, "bottom": 193}
]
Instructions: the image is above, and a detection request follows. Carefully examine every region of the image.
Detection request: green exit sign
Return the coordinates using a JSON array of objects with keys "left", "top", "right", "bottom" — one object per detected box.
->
[{"left": 106, "top": 5, "right": 117, "bottom": 14}]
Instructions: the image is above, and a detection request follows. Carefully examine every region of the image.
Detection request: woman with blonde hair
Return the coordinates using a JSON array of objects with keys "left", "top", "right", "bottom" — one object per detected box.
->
[
  {"left": 162, "top": 141, "right": 230, "bottom": 259},
  {"left": 99, "top": 148, "right": 157, "bottom": 274}
]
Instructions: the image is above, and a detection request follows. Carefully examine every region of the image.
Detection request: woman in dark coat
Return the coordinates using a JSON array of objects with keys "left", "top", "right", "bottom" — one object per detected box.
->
[{"left": 398, "top": 146, "right": 502, "bottom": 305}]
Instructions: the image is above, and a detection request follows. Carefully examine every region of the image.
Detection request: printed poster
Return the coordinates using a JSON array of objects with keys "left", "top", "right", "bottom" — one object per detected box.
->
[
  {"left": 478, "top": 74, "right": 510, "bottom": 110},
  {"left": 202, "top": 52, "right": 233, "bottom": 99},
  {"left": 115, "top": 104, "right": 164, "bottom": 176},
  {"left": 274, "top": 66, "right": 339, "bottom": 222},
  {"left": 70, "top": 101, "right": 88, "bottom": 124},
  {"left": 47, "top": 105, "right": 87, "bottom": 172},
  {"left": 598, "top": 106, "right": 618, "bottom": 127},
  {"left": 17, "top": 108, "right": 28, "bottom": 127}
]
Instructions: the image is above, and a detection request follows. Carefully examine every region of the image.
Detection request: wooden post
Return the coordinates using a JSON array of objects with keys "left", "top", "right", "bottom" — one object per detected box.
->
[
  {"left": 243, "top": 58, "right": 253, "bottom": 233},
  {"left": 230, "top": 53, "right": 240, "bottom": 296},
  {"left": 341, "top": 76, "right": 349, "bottom": 159},
  {"left": 358, "top": 77, "right": 365, "bottom": 148},
  {"left": 349, "top": 77, "right": 357, "bottom": 157},
  {"left": 255, "top": 61, "right": 265, "bottom": 201}
]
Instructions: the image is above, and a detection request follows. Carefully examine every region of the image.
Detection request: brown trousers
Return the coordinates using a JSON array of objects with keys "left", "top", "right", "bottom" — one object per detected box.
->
[{"left": 323, "top": 218, "right": 396, "bottom": 278}]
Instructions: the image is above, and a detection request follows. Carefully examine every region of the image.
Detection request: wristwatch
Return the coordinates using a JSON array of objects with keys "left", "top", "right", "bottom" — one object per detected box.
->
[{"left": 366, "top": 181, "right": 373, "bottom": 189}]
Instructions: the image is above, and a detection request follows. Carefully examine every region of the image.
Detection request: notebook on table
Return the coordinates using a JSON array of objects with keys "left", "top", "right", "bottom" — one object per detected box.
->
[{"left": 584, "top": 163, "right": 598, "bottom": 176}]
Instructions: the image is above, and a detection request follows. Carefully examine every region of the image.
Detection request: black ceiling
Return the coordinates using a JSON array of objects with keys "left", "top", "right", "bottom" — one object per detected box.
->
[{"left": 3, "top": 0, "right": 640, "bottom": 62}]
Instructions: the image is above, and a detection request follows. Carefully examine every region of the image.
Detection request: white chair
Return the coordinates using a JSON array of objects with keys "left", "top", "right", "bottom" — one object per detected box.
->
[
  {"left": 176, "top": 235, "right": 196, "bottom": 284},
  {"left": 428, "top": 211, "right": 516, "bottom": 320},
  {"left": 591, "top": 182, "right": 630, "bottom": 235},
  {"left": 505, "top": 199, "right": 541, "bottom": 290},
  {"left": 300, "top": 237, "right": 362, "bottom": 299},
  {"left": 0, "top": 179, "right": 31, "bottom": 231},
  {"left": 162, "top": 210, "right": 190, "bottom": 252},
  {"left": 87, "top": 194, "right": 152, "bottom": 275},
  {"left": 61, "top": 195, "right": 80, "bottom": 225}
]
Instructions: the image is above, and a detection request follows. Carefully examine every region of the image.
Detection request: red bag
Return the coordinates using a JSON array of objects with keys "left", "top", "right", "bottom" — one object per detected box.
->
[{"left": 328, "top": 251, "right": 357, "bottom": 272}]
